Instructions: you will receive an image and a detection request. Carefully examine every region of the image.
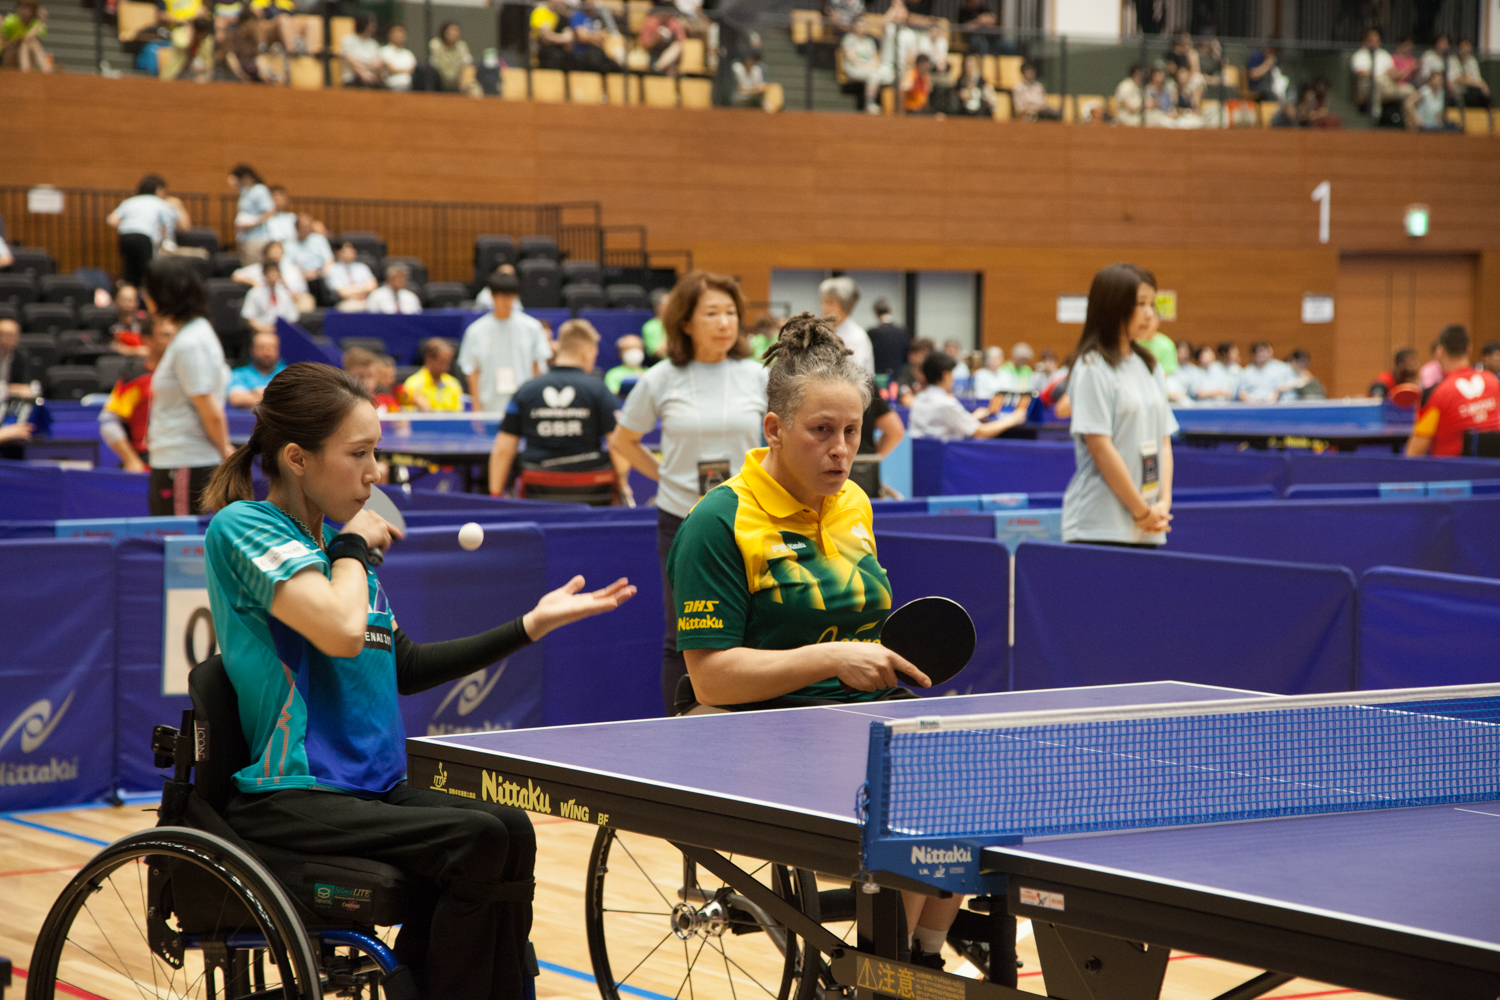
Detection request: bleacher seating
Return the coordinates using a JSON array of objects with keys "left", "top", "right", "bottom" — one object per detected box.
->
[
  {"left": 176, "top": 227, "right": 221, "bottom": 254},
  {"left": 561, "top": 259, "right": 603, "bottom": 286},
  {"left": 422, "top": 282, "right": 469, "bottom": 309},
  {"left": 212, "top": 251, "right": 242, "bottom": 278},
  {"left": 474, "top": 235, "right": 519, "bottom": 288},
  {"left": 22, "top": 303, "right": 76, "bottom": 335},
  {"left": 0, "top": 303, "right": 16, "bottom": 324},
  {"left": 562, "top": 282, "right": 607, "bottom": 312},
  {"left": 17, "top": 333, "right": 57, "bottom": 373},
  {"left": 606, "top": 283, "right": 650, "bottom": 309},
  {"left": 337, "top": 231, "right": 387, "bottom": 259},
  {"left": 77, "top": 305, "right": 116, "bottom": 336},
  {"left": 203, "top": 278, "right": 248, "bottom": 359},
  {"left": 95, "top": 353, "right": 143, "bottom": 388},
  {"left": 56, "top": 331, "right": 105, "bottom": 364},
  {"left": 0, "top": 274, "right": 37, "bottom": 311},
  {"left": 519, "top": 236, "right": 561, "bottom": 262},
  {"left": 8, "top": 248, "right": 55, "bottom": 278},
  {"left": 39, "top": 275, "right": 92, "bottom": 309},
  {"left": 44, "top": 365, "right": 102, "bottom": 400},
  {"left": 339, "top": 336, "right": 387, "bottom": 354},
  {"left": 381, "top": 256, "right": 428, "bottom": 287},
  {"left": 518, "top": 258, "right": 562, "bottom": 308}
]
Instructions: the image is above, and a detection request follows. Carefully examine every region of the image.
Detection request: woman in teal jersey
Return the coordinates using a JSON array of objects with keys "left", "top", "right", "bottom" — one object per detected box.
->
[{"left": 199, "top": 361, "right": 635, "bottom": 1000}]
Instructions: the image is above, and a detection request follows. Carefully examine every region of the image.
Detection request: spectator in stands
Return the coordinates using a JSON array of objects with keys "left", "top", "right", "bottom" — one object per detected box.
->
[
  {"left": 1140, "top": 308, "right": 1176, "bottom": 374},
  {"left": 474, "top": 263, "right": 528, "bottom": 313},
  {"left": 1246, "top": 44, "right": 1286, "bottom": 102},
  {"left": 1420, "top": 33, "right": 1451, "bottom": 85},
  {"left": 230, "top": 164, "right": 275, "bottom": 265},
  {"left": 901, "top": 53, "right": 934, "bottom": 114},
  {"left": 895, "top": 337, "right": 933, "bottom": 402},
  {"left": 1450, "top": 39, "right": 1491, "bottom": 119},
  {"left": 1352, "top": 29, "right": 1408, "bottom": 123},
  {"left": 1163, "top": 31, "right": 1194, "bottom": 76},
  {"left": 1391, "top": 37, "right": 1419, "bottom": 90},
  {"left": 263, "top": 185, "right": 297, "bottom": 245},
  {"left": 1166, "top": 341, "right": 1198, "bottom": 401},
  {"left": 1035, "top": 347, "right": 1059, "bottom": 379},
  {"left": 867, "top": 298, "right": 908, "bottom": 380},
  {"left": 530, "top": 0, "right": 574, "bottom": 70},
  {"left": 604, "top": 334, "right": 648, "bottom": 395},
  {"left": 110, "top": 285, "right": 150, "bottom": 357},
  {"left": 1370, "top": 347, "right": 1420, "bottom": 398},
  {"left": 642, "top": 287, "right": 669, "bottom": 359},
  {"left": 233, "top": 241, "right": 311, "bottom": 311},
  {"left": 99, "top": 319, "right": 170, "bottom": 473},
  {"left": 1406, "top": 69, "right": 1458, "bottom": 130},
  {"left": 1114, "top": 64, "right": 1145, "bottom": 126},
  {"left": 402, "top": 338, "right": 463, "bottom": 412},
  {"left": 153, "top": 0, "right": 213, "bottom": 81},
  {"left": 609, "top": 271, "right": 768, "bottom": 712},
  {"left": 954, "top": 53, "right": 995, "bottom": 116},
  {"left": 942, "top": 339, "right": 970, "bottom": 379},
  {"left": 1236, "top": 341, "right": 1290, "bottom": 403},
  {"left": 818, "top": 276, "right": 875, "bottom": 375},
  {"left": 225, "top": 9, "right": 276, "bottom": 84},
  {"left": 840, "top": 18, "right": 892, "bottom": 115},
  {"left": 375, "top": 355, "right": 400, "bottom": 408},
  {"left": 1483, "top": 343, "right": 1500, "bottom": 379},
  {"left": 731, "top": 49, "right": 768, "bottom": 107},
  {"left": 1281, "top": 349, "right": 1326, "bottom": 399},
  {"left": 366, "top": 262, "right": 423, "bottom": 314},
  {"left": 379, "top": 23, "right": 416, "bottom": 91},
  {"left": 747, "top": 315, "right": 778, "bottom": 359},
  {"left": 339, "top": 13, "right": 382, "bottom": 86},
  {"left": 145, "top": 256, "right": 229, "bottom": 516},
  {"left": 957, "top": 0, "right": 998, "bottom": 56},
  {"left": 107, "top": 175, "right": 191, "bottom": 288},
  {"left": 1297, "top": 78, "right": 1343, "bottom": 127},
  {"left": 459, "top": 271, "right": 552, "bottom": 414},
  {"left": 325, "top": 242, "right": 378, "bottom": 312},
  {"left": 429, "top": 21, "right": 478, "bottom": 96},
  {"left": 340, "top": 346, "right": 399, "bottom": 412},
  {"left": 909, "top": 352, "right": 1025, "bottom": 441},
  {"left": 285, "top": 212, "right": 333, "bottom": 295},
  {"left": 1419, "top": 339, "right": 1444, "bottom": 388},
  {"left": 1143, "top": 66, "right": 1180, "bottom": 127},
  {"left": 639, "top": 4, "right": 686, "bottom": 75},
  {"left": 240, "top": 262, "right": 299, "bottom": 335},
  {"left": 569, "top": 0, "right": 623, "bottom": 73},
  {"left": 972, "top": 346, "right": 1011, "bottom": 398},
  {"left": 1061, "top": 263, "right": 1176, "bottom": 546},
  {"left": 227, "top": 329, "right": 287, "bottom": 408},
  {"left": 0, "top": 232, "right": 11, "bottom": 269},
  {"left": 488, "top": 319, "right": 618, "bottom": 498},
  {"left": 826, "top": 0, "right": 865, "bottom": 30},
  {"left": 1173, "top": 66, "right": 1205, "bottom": 126},
  {"left": 1001, "top": 342, "right": 1035, "bottom": 390},
  {"left": 0, "top": 318, "right": 37, "bottom": 403},
  {"left": 1, "top": 0, "right": 52, "bottom": 72},
  {"left": 1191, "top": 343, "right": 1234, "bottom": 400},
  {"left": 1407, "top": 325, "right": 1500, "bottom": 457},
  {"left": 1012, "top": 61, "right": 1057, "bottom": 121}
]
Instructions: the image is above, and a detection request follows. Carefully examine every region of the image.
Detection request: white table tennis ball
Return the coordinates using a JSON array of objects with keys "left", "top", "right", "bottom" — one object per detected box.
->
[{"left": 458, "top": 522, "right": 484, "bottom": 551}]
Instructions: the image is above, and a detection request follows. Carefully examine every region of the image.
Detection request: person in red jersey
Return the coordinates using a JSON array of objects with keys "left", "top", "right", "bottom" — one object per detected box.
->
[{"left": 1406, "top": 324, "right": 1500, "bottom": 457}]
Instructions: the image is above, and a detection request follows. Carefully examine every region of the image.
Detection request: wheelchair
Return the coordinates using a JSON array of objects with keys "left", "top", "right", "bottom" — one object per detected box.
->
[
  {"left": 573, "top": 677, "right": 1016, "bottom": 1000},
  {"left": 26, "top": 655, "right": 535, "bottom": 1000}
]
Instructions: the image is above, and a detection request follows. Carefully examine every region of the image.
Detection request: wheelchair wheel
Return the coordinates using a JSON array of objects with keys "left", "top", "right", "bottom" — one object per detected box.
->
[
  {"left": 584, "top": 826, "right": 822, "bottom": 1000},
  {"left": 27, "top": 826, "right": 321, "bottom": 1000}
]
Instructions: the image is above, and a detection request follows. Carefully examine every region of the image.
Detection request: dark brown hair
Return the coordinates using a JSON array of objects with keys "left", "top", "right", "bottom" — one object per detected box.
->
[
  {"left": 1070, "top": 263, "right": 1157, "bottom": 372},
  {"left": 143, "top": 256, "right": 207, "bottom": 324},
  {"left": 201, "top": 362, "right": 373, "bottom": 511},
  {"left": 662, "top": 269, "right": 751, "bottom": 366}
]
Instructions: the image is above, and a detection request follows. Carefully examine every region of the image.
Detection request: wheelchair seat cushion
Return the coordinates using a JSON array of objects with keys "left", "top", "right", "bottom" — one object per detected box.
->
[{"left": 249, "top": 840, "right": 426, "bottom": 928}]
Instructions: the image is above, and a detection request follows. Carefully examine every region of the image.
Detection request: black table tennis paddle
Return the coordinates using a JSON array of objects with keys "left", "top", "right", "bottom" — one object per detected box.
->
[{"left": 881, "top": 596, "right": 976, "bottom": 687}]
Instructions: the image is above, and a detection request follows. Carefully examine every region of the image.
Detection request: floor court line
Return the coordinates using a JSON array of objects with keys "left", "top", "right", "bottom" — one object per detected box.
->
[
  {"left": 1455, "top": 807, "right": 1500, "bottom": 818},
  {"left": 0, "top": 863, "right": 83, "bottom": 878},
  {"left": 1, "top": 815, "right": 110, "bottom": 847},
  {"left": 538, "top": 958, "right": 678, "bottom": 1000}
]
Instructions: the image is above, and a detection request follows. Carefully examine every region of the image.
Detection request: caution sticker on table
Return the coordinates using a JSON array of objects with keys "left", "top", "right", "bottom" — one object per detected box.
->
[
  {"left": 1018, "top": 886, "right": 1065, "bottom": 911},
  {"left": 853, "top": 956, "right": 965, "bottom": 1000}
]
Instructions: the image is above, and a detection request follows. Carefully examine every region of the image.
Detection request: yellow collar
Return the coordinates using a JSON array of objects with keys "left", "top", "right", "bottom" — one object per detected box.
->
[{"left": 740, "top": 447, "right": 822, "bottom": 520}]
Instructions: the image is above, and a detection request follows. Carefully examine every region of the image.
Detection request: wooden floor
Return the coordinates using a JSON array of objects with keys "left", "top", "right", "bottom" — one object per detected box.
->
[{"left": 0, "top": 801, "right": 1392, "bottom": 1000}]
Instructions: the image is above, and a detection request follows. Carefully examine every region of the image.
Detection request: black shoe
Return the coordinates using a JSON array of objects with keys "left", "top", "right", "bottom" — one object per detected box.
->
[{"left": 910, "top": 947, "right": 945, "bottom": 971}]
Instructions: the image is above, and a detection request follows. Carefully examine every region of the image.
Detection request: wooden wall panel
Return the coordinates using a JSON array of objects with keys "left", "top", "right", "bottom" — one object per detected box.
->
[{"left": 2, "top": 73, "right": 1496, "bottom": 392}]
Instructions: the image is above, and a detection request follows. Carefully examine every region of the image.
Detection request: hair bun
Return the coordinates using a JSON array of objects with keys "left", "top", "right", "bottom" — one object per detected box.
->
[{"left": 763, "top": 313, "right": 851, "bottom": 367}]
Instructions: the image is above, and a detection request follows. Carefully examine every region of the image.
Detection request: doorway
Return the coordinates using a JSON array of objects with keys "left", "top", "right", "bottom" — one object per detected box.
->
[{"left": 1334, "top": 254, "right": 1476, "bottom": 396}]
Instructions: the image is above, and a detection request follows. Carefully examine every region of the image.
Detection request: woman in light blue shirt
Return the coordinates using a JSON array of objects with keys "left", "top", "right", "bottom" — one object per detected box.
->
[
  {"left": 107, "top": 174, "right": 190, "bottom": 287},
  {"left": 230, "top": 163, "right": 276, "bottom": 264}
]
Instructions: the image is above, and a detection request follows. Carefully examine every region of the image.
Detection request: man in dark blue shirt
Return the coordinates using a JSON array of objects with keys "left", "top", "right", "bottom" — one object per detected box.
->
[{"left": 488, "top": 319, "right": 618, "bottom": 497}]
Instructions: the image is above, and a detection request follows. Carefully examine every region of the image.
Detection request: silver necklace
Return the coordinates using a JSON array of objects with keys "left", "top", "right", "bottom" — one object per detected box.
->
[{"left": 274, "top": 503, "right": 323, "bottom": 549}]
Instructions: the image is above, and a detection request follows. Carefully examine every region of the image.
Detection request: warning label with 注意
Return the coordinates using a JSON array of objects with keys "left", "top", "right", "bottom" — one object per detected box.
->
[{"left": 851, "top": 955, "right": 965, "bottom": 1000}]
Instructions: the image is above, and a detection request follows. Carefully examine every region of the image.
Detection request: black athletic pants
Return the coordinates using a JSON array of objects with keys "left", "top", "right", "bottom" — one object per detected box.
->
[
  {"left": 224, "top": 783, "right": 535, "bottom": 1000},
  {"left": 118, "top": 233, "right": 154, "bottom": 288},
  {"left": 149, "top": 464, "right": 216, "bottom": 516},
  {"left": 657, "top": 507, "right": 687, "bottom": 715}
]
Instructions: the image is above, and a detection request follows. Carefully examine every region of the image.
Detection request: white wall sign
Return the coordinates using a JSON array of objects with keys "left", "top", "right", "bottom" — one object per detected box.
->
[
  {"left": 1056, "top": 296, "right": 1088, "bottom": 324},
  {"left": 1302, "top": 294, "right": 1335, "bottom": 324},
  {"left": 27, "top": 186, "right": 64, "bottom": 215}
]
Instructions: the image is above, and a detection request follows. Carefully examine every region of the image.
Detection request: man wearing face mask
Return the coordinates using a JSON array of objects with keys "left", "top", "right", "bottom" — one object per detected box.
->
[{"left": 604, "top": 333, "right": 649, "bottom": 397}]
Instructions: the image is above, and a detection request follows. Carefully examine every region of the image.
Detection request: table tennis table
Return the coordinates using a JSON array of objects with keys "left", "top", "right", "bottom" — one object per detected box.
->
[{"left": 408, "top": 681, "right": 1500, "bottom": 1000}]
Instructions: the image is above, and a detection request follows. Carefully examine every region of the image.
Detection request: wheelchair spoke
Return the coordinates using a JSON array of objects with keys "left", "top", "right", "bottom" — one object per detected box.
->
[
  {"left": 105, "top": 866, "right": 166, "bottom": 999},
  {"left": 707, "top": 937, "right": 780, "bottom": 1000},
  {"left": 600, "top": 908, "right": 675, "bottom": 917},
  {"left": 614, "top": 834, "right": 678, "bottom": 912},
  {"left": 614, "top": 930, "right": 676, "bottom": 990},
  {"left": 80, "top": 897, "right": 156, "bottom": 1000}
]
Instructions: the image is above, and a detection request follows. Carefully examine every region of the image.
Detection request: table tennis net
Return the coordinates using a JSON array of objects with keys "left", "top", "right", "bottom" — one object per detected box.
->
[{"left": 873, "top": 693, "right": 1500, "bottom": 841}]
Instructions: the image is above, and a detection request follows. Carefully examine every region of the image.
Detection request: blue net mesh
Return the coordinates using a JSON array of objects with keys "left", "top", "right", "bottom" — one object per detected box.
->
[{"left": 878, "top": 697, "right": 1500, "bottom": 840}]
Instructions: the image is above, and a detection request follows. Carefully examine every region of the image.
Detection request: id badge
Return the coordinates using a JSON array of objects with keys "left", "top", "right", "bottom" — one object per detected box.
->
[
  {"left": 697, "top": 459, "right": 731, "bottom": 496},
  {"left": 1140, "top": 441, "right": 1160, "bottom": 504},
  {"left": 493, "top": 366, "right": 518, "bottom": 396}
]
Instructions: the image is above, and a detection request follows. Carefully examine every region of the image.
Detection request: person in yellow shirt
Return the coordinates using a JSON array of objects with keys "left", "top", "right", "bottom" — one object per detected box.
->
[{"left": 401, "top": 338, "right": 464, "bottom": 412}]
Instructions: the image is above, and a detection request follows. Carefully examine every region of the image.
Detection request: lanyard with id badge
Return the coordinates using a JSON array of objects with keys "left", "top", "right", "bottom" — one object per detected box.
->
[
  {"left": 690, "top": 364, "right": 733, "bottom": 496},
  {"left": 1139, "top": 440, "right": 1160, "bottom": 504}
]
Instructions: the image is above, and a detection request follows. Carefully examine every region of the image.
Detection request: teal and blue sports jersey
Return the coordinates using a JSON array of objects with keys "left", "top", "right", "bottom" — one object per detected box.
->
[{"left": 204, "top": 501, "right": 406, "bottom": 797}]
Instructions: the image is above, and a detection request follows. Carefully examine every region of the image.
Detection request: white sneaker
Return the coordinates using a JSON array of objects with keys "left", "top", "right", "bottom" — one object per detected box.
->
[{"left": 866, "top": 102, "right": 881, "bottom": 114}]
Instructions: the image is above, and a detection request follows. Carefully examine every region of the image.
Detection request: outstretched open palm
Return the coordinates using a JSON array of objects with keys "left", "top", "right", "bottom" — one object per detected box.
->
[{"left": 523, "top": 576, "right": 637, "bottom": 641}]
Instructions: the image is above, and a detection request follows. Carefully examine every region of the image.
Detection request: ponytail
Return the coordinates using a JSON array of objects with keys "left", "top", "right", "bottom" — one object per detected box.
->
[{"left": 199, "top": 362, "right": 373, "bottom": 513}]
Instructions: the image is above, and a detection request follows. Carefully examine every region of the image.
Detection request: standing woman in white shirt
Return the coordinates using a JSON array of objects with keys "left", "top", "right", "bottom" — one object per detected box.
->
[
  {"left": 610, "top": 271, "right": 769, "bottom": 714},
  {"left": 145, "top": 256, "right": 231, "bottom": 516},
  {"left": 818, "top": 276, "right": 875, "bottom": 377},
  {"left": 107, "top": 175, "right": 191, "bottom": 288},
  {"left": 1060, "top": 263, "right": 1178, "bottom": 548},
  {"left": 230, "top": 163, "right": 276, "bottom": 265}
]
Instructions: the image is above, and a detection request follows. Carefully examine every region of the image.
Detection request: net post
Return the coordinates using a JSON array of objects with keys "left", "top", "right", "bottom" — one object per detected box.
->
[{"left": 858, "top": 720, "right": 890, "bottom": 884}]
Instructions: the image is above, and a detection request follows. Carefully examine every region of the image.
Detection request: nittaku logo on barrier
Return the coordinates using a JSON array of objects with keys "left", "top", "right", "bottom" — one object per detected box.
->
[
  {"left": 911, "top": 844, "right": 972, "bottom": 865},
  {"left": 426, "top": 664, "right": 508, "bottom": 736},
  {"left": 0, "top": 693, "right": 80, "bottom": 788}
]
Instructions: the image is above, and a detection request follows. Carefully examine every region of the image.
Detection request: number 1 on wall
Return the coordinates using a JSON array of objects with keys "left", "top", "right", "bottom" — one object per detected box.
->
[{"left": 1311, "top": 181, "right": 1330, "bottom": 244}]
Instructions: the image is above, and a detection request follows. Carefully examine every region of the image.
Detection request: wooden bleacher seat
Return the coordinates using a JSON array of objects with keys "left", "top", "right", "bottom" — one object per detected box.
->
[
  {"left": 679, "top": 76, "right": 712, "bottom": 108},
  {"left": 117, "top": 0, "right": 156, "bottom": 43},
  {"left": 291, "top": 13, "right": 322, "bottom": 53},
  {"left": 680, "top": 37, "right": 707, "bottom": 75},
  {"left": 790, "top": 9, "right": 822, "bottom": 46},
  {"left": 626, "top": 0, "right": 649, "bottom": 33},
  {"left": 1464, "top": 108, "right": 1494, "bottom": 136},
  {"left": 642, "top": 74, "right": 677, "bottom": 107},
  {"left": 500, "top": 65, "right": 530, "bottom": 100},
  {"left": 603, "top": 33, "right": 627, "bottom": 66},
  {"left": 531, "top": 68, "right": 567, "bottom": 103},
  {"left": 996, "top": 55, "right": 1022, "bottom": 90},
  {"left": 1075, "top": 93, "right": 1105, "bottom": 122},
  {"left": 764, "top": 81, "right": 784, "bottom": 113},
  {"left": 605, "top": 72, "right": 628, "bottom": 104},
  {"left": 289, "top": 54, "right": 324, "bottom": 89},
  {"left": 568, "top": 71, "right": 604, "bottom": 103},
  {"left": 1222, "top": 64, "right": 1244, "bottom": 96},
  {"left": 1259, "top": 100, "right": 1278, "bottom": 125},
  {"left": 598, "top": 0, "right": 624, "bottom": 16},
  {"left": 991, "top": 90, "right": 1011, "bottom": 121},
  {"left": 980, "top": 54, "right": 997, "bottom": 86},
  {"left": 880, "top": 84, "right": 894, "bottom": 114}
]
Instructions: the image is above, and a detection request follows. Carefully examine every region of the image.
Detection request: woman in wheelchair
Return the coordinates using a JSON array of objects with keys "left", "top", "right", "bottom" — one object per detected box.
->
[
  {"left": 665, "top": 314, "right": 962, "bottom": 969},
  {"left": 197, "top": 361, "right": 635, "bottom": 1000}
]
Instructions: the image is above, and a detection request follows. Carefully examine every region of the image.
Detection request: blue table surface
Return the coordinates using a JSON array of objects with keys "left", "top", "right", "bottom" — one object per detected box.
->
[{"left": 414, "top": 682, "right": 1260, "bottom": 824}]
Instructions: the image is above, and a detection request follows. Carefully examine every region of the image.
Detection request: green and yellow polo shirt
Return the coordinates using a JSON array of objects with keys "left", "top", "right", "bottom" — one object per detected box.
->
[{"left": 667, "top": 447, "right": 895, "bottom": 705}]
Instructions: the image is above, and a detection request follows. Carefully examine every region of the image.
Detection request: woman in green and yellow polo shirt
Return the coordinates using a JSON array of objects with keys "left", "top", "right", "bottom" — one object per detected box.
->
[{"left": 666, "top": 312, "right": 963, "bottom": 967}]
